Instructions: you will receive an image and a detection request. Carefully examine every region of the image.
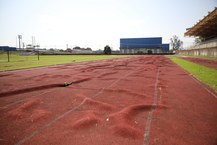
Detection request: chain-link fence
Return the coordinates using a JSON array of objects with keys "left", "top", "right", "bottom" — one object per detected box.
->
[{"left": 0, "top": 50, "right": 39, "bottom": 62}]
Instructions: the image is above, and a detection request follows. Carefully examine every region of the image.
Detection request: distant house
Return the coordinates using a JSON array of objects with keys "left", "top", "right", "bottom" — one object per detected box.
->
[{"left": 120, "top": 37, "right": 169, "bottom": 54}]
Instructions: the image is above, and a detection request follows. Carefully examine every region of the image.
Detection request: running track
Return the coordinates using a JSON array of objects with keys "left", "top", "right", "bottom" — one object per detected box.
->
[{"left": 0, "top": 55, "right": 217, "bottom": 145}]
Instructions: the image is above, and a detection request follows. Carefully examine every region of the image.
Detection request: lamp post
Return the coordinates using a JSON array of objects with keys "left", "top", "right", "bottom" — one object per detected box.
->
[{"left": 18, "top": 35, "right": 22, "bottom": 50}]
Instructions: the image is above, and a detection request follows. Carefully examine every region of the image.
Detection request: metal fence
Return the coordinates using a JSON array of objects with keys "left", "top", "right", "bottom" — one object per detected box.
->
[{"left": 0, "top": 50, "right": 39, "bottom": 62}]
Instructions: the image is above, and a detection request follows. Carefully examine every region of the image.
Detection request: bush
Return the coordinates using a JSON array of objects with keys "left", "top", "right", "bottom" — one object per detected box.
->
[
  {"left": 137, "top": 51, "right": 144, "bottom": 54},
  {"left": 147, "top": 50, "right": 153, "bottom": 54},
  {"left": 104, "top": 45, "right": 111, "bottom": 55}
]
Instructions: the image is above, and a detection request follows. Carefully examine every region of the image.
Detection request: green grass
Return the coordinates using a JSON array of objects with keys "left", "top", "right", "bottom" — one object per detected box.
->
[
  {"left": 0, "top": 52, "right": 130, "bottom": 71},
  {"left": 171, "top": 57, "right": 217, "bottom": 91}
]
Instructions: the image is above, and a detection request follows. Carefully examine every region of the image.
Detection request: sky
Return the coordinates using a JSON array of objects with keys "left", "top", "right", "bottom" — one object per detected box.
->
[{"left": 0, "top": 0, "right": 216, "bottom": 50}]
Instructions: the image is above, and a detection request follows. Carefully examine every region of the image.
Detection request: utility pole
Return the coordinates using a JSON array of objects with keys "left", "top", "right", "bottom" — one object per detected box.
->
[
  {"left": 23, "top": 42, "right": 25, "bottom": 49},
  {"left": 32, "top": 36, "right": 35, "bottom": 49},
  {"left": 18, "top": 35, "right": 22, "bottom": 50}
]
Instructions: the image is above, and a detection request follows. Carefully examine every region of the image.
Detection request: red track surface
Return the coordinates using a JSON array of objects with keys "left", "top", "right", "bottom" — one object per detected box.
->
[
  {"left": 0, "top": 55, "right": 217, "bottom": 145},
  {"left": 181, "top": 57, "right": 217, "bottom": 69}
]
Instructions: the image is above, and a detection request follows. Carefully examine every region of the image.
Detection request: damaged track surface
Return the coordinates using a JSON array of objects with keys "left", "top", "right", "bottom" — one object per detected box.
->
[
  {"left": 0, "top": 56, "right": 217, "bottom": 145},
  {"left": 180, "top": 56, "right": 217, "bottom": 70}
]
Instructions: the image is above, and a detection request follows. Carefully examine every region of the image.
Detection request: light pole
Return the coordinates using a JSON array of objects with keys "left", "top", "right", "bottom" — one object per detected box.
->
[{"left": 18, "top": 35, "right": 22, "bottom": 50}]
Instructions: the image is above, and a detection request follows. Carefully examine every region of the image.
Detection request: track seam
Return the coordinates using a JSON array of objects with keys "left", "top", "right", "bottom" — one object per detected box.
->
[
  {"left": 14, "top": 66, "right": 135, "bottom": 145},
  {"left": 144, "top": 68, "right": 160, "bottom": 145}
]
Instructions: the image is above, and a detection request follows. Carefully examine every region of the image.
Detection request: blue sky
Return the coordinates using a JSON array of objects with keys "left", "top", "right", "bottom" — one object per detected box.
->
[{"left": 0, "top": 0, "right": 216, "bottom": 50}]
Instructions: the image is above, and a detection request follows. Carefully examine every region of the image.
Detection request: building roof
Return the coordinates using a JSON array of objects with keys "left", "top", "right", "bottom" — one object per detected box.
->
[{"left": 184, "top": 7, "right": 217, "bottom": 40}]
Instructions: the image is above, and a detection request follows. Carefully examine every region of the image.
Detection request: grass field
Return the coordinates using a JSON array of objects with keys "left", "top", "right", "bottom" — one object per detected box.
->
[
  {"left": 171, "top": 57, "right": 217, "bottom": 91},
  {"left": 0, "top": 52, "right": 130, "bottom": 71}
]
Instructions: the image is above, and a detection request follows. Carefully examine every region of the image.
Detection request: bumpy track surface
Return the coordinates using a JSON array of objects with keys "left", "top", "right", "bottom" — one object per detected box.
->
[
  {"left": 0, "top": 55, "right": 217, "bottom": 145},
  {"left": 181, "top": 57, "right": 217, "bottom": 69}
]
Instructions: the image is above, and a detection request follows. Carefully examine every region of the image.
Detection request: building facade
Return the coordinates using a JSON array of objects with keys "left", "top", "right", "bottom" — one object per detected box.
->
[
  {"left": 0, "top": 46, "right": 17, "bottom": 51},
  {"left": 181, "top": 8, "right": 217, "bottom": 56},
  {"left": 120, "top": 37, "right": 169, "bottom": 54}
]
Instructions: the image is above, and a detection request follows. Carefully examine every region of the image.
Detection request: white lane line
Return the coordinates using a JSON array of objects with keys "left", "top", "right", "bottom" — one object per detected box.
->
[
  {"left": 144, "top": 68, "right": 160, "bottom": 145},
  {"left": 15, "top": 63, "right": 136, "bottom": 145},
  {"left": 189, "top": 74, "right": 217, "bottom": 99}
]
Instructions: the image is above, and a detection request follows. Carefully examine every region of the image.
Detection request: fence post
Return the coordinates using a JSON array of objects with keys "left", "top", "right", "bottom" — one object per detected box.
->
[
  {"left": 7, "top": 51, "right": 10, "bottom": 62},
  {"left": 38, "top": 51, "right": 39, "bottom": 60}
]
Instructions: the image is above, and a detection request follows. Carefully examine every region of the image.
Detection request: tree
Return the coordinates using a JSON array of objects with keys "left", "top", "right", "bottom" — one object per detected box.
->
[
  {"left": 170, "top": 35, "right": 183, "bottom": 51},
  {"left": 49, "top": 48, "right": 54, "bottom": 51},
  {"left": 147, "top": 50, "right": 153, "bottom": 54},
  {"left": 86, "top": 47, "right": 92, "bottom": 51},
  {"left": 104, "top": 45, "right": 111, "bottom": 55},
  {"left": 73, "top": 46, "right": 81, "bottom": 50}
]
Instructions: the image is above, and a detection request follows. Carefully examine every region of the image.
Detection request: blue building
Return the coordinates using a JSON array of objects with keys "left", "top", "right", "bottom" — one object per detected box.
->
[
  {"left": 120, "top": 37, "right": 169, "bottom": 54},
  {"left": 0, "top": 46, "right": 17, "bottom": 51}
]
